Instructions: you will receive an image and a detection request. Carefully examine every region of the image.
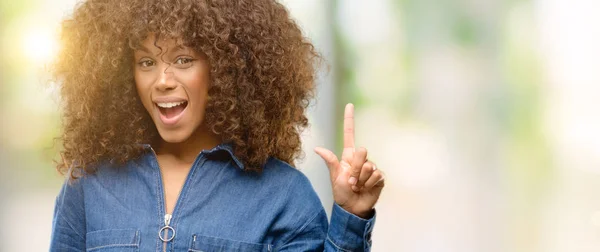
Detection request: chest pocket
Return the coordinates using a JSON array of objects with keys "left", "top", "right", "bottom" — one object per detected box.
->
[
  {"left": 189, "top": 234, "right": 272, "bottom": 252},
  {"left": 86, "top": 229, "right": 140, "bottom": 252}
]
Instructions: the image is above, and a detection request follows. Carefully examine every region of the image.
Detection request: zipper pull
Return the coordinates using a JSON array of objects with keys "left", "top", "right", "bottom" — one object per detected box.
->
[
  {"left": 159, "top": 214, "right": 175, "bottom": 242},
  {"left": 164, "top": 214, "right": 172, "bottom": 226}
]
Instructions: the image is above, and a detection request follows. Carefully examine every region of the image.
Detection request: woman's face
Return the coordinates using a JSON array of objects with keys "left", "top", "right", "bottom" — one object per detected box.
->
[{"left": 134, "top": 34, "right": 211, "bottom": 144}]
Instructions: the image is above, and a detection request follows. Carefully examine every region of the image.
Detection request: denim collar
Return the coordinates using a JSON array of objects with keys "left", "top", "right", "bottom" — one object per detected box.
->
[{"left": 139, "top": 141, "right": 244, "bottom": 170}]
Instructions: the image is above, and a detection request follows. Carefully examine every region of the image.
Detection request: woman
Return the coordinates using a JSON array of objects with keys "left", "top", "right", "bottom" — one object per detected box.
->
[{"left": 50, "top": 0, "right": 385, "bottom": 251}]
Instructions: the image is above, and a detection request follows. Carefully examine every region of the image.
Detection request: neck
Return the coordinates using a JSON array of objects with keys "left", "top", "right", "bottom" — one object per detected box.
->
[{"left": 154, "top": 125, "right": 221, "bottom": 164}]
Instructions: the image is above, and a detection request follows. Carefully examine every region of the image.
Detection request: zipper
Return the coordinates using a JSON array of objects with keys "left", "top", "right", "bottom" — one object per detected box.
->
[
  {"left": 160, "top": 214, "right": 173, "bottom": 252},
  {"left": 149, "top": 147, "right": 176, "bottom": 252},
  {"left": 164, "top": 213, "right": 172, "bottom": 226},
  {"left": 149, "top": 146, "right": 207, "bottom": 252}
]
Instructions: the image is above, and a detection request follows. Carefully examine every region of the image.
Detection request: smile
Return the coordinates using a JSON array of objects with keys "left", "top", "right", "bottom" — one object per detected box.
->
[{"left": 155, "top": 101, "right": 188, "bottom": 126}]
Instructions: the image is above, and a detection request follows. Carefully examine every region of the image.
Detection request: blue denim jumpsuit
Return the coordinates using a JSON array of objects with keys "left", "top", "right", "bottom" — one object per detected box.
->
[{"left": 50, "top": 143, "right": 375, "bottom": 251}]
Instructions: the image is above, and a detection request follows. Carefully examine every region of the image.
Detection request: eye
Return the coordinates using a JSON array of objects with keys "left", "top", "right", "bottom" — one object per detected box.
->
[
  {"left": 137, "top": 59, "right": 155, "bottom": 69},
  {"left": 175, "top": 58, "right": 193, "bottom": 64},
  {"left": 173, "top": 57, "right": 195, "bottom": 68}
]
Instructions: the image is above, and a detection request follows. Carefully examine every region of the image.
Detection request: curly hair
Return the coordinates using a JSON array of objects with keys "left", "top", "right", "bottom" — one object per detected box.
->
[{"left": 53, "top": 0, "right": 320, "bottom": 177}]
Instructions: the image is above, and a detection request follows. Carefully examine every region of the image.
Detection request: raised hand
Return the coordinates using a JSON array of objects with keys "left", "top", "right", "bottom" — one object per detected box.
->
[{"left": 314, "top": 103, "right": 385, "bottom": 219}]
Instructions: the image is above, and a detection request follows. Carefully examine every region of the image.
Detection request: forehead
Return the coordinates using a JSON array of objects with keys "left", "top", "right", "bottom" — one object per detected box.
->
[{"left": 135, "top": 33, "right": 190, "bottom": 54}]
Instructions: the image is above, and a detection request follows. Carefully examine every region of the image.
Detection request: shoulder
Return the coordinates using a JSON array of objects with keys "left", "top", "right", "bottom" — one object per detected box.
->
[
  {"left": 262, "top": 158, "right": 320, "bottom": 198},
  {"left": 260, "top": 157, "right": 325, "bottom": 213},
  {"left": 261, "top": 157, "right": 310, "bottom": 183},
  {"left": 260, "top": 158, "right": 329, "bottom": 247},
  {"left": 67, "top": 153, "right": 150, "bottom": 191}
]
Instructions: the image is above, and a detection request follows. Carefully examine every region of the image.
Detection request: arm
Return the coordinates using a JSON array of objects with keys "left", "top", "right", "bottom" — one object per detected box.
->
[
  {"left": 49, "top": 178, "right": 86, "bottom": 251},
  {"left": 325, "top": 203, "right": 375, "bottom": 251},
  {"left": 311, "top": 104, "right": 385, "bottom": 251},
  {"left": 276, "top": 203, "right": 375, "bottom": 252}
]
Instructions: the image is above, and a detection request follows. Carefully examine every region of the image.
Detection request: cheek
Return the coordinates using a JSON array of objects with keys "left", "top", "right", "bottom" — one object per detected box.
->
[
  {"left": 181, "top": 70, "right": 210, "bottom": 103},
  {"left": 134, "top": 71, "right": 148, "bottom": 90},
  {"left": 191, "top": 83, "right": 210, "bottom": 113},
  {"left": 134, "top": 73, "right": 154, "bottom": 109}
]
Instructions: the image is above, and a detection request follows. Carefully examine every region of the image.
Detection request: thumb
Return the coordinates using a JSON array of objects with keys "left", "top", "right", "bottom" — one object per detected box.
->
[{"left": 314, "top": 147, "right": 340, "bottom": 179}]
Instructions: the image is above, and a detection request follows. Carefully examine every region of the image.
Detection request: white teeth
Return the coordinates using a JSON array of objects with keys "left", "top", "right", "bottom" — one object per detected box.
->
[{"left": 156, "top": 101, "right": 185, "bottom": 108}]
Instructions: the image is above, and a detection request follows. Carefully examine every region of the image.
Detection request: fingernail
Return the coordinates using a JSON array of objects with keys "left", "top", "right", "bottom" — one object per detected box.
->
[
  {"left": 348, "top": 177, "right": 357, "bottom": 185},
  {"left": 372, "top": 164, "right": 377, "bottom": 171}
]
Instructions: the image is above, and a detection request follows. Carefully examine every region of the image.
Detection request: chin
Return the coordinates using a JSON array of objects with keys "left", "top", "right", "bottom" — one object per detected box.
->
[{"left": 156, "top": 128, "right": 193, "bottom": 143}]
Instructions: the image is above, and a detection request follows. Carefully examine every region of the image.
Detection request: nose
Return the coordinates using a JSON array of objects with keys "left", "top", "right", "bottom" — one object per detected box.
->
[{"left": 156, "top": 63, "right": 177, "bottom": 91}]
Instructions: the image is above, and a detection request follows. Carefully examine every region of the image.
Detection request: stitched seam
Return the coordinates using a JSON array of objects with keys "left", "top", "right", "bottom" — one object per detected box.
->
[
  {"left": 87, "top": 243, "right": 138, "bottom": 251},
  {"left": 57, "top": 180, "right": 86, "bottom": 240},
  {"left": 171, "top": 156, "right": 206, "bottom": 250},
  {"left": 80, "top": 177, "right": 87, "bottom": 240},
  {"left": 219, "top": 145, "right": 243, "bottom": 169},
  {"left": 191, "top": 234, "right": 266, "bottom": 246},
  {"left": 135, "top": 230, "right": 140, "bottom": 246},
  {"left": 326, "top": 236, "right": 352, "bottom": 252},
  {"left": 275, "top": 209, "right": 322, "bottom": 250},
  {"left": 60, "top": 215, "right": 85, "bottom": 240},
  {"left": 152, "top": 153, "right": 162, "bottom": 252},
  {"left": 363, "top": 229, "right": 371, "bottom": 251},
  {"left": 85, "top": 229, "right": 137, "bottom": 236}
]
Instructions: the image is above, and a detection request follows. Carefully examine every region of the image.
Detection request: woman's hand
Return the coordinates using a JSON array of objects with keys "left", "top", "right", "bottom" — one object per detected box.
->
[{"left": 314, "top": 103, "right": 385, "bottom": 219}]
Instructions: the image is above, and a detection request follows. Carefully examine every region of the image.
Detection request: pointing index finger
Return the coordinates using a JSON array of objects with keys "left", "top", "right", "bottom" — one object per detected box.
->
[{"left": 342, "top": 103, "right": 355, "bottom": 161}]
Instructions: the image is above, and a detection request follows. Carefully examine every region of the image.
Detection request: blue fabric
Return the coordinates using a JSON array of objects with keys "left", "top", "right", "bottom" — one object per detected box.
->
[{"left": 50, "top": 143, "right": 375, "bottom": 251}]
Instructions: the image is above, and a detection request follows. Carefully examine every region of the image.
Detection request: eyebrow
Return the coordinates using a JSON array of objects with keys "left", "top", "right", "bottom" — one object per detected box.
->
[{"left": 136, "top": 44, "right": 187, "bottom": 55}]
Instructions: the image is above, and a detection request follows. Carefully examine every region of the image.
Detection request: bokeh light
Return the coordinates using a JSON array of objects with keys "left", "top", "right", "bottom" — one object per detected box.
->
[{"left": 22, "top": 27, "right": 59, "bottom": 64}]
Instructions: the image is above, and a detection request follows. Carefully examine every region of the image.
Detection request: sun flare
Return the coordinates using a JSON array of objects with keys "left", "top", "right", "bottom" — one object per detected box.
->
[{"left": 22, "top": 28, "right": 59, "bottom": 63}]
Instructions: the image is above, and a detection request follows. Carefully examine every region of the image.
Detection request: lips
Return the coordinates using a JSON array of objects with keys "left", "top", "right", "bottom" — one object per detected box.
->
[
  {"left": 158, "top": 101, "right": 187, "bottom": 119},
  {"left": 153, "top": 97, "right": 188, "bottom": 126}
]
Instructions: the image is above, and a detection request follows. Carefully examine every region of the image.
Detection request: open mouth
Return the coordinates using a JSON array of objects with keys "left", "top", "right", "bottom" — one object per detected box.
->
[{"left": 156, "top": 101, "right": 188, "bottom": 122}]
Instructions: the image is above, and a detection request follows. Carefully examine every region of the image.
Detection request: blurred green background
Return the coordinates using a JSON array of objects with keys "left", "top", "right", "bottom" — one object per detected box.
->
[{"left": 2, "top": 0, "right": 600, "bottom": 251}]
